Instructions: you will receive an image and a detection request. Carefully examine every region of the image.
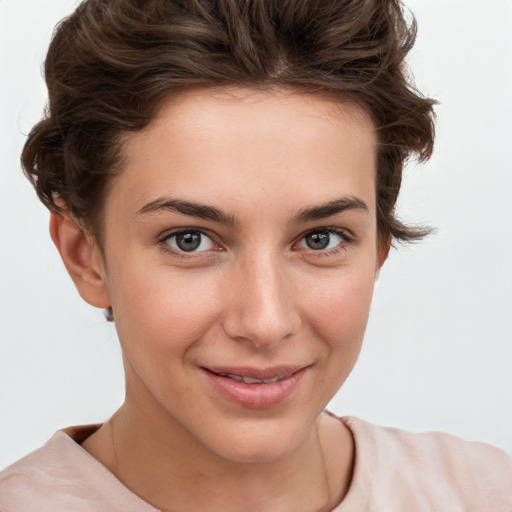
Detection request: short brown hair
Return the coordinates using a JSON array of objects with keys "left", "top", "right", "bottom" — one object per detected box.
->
[{"left": 22, "top": 0, "right": 435, "bottom": 244}]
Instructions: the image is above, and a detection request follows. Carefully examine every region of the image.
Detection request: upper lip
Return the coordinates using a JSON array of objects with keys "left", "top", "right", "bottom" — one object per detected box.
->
[{"left": 203, "top": 365, "right": 309, "bottom": 380}]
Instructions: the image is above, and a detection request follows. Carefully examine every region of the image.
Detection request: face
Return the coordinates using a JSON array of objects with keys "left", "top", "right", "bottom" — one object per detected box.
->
[{"left": 95, "top": 87, "right": 383, "bottom": 463}]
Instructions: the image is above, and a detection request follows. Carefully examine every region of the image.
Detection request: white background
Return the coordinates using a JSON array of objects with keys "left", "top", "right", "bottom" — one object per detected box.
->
[{"left": 1, "top": 0, "right": 511, "bottom": 468}]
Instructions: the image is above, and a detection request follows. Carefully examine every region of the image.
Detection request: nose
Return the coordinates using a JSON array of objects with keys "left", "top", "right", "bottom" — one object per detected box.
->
[{"left": 221, "top": 252, "right": 301, "bottom": 349}]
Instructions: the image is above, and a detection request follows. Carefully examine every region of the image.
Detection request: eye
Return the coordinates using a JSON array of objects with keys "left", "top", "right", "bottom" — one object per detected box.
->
[
  {"left": 297, "top": 229, "right": 349, "bottom": 251},
  {"left": 163, "top": 229, "right": 215, "bottom": 253}
]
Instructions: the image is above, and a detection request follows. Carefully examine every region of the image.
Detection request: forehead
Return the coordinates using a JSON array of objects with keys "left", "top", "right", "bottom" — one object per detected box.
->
[
  {"left": 143, "top": 87, "right": 375, "bottom": 157},
  {"left": 111, "top": 87, "right": 377, "bottom": 217}
]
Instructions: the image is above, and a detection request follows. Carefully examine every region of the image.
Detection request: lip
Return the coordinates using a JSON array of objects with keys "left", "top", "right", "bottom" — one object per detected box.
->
[{"left": 201, "top": 365, "right": 309, "bottom": 409}]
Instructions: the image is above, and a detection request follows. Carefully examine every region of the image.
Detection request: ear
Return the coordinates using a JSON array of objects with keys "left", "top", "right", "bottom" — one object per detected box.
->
[
  {"left": 49, "top": 211, "right": 111, "bottom": 309},
  {"left": 375, "top": 236, "right": 391, "bottom": 278}
]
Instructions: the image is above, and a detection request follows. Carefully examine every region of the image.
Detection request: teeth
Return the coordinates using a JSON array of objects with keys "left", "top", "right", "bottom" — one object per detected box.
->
[
  {"left": 217, "top": 373, "right": 291, "bottom": 384},
  {"left": 216, "top": 371, "right": 291, "bottom": 384},
  {"left": 242, "top": 376, "right": 263, "bottom": 384},
  {"left": 217, "top": 372, "right": 243, "bottom": 381}
]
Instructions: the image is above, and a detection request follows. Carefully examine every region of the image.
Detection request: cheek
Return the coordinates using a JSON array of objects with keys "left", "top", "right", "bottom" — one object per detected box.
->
[
  {"left": 108, "top": 262, "right": 222, "bottom": 358},
  {"left": 301, "top": 266, "right": 376, "bottom": 350},
  {"left": 307, "top": 269, "right": 376, "bottom": 400},
  {"left": 283, "top": 265, "right": 375, "bottom": 413}
]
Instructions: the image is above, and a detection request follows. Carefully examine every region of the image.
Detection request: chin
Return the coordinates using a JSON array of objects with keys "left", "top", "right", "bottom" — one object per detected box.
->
[{"left": 203, "top": 416, "right": 312, "bottom": 465}]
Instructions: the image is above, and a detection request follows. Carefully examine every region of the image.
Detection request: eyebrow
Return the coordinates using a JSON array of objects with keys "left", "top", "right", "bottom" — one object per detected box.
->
[
  {"left": 293, "top": 196, "right": 369, "bottom": 223},
  {"left": 137, "top": 197, "right": 236, "bottom": 225},
  {"left": 136, "top": 195, "right": 368, "bottom": 226}
]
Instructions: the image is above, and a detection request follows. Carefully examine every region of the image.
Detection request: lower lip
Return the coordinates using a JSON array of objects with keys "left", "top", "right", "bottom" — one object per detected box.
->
[{"left": 203, "top": 367, "right": 308, "bottom": 409}]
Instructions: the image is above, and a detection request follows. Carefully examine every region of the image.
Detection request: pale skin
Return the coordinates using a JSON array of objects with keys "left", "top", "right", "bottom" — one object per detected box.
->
[{"left": 50, "top": 87, "right": 389, "bottom": 512}]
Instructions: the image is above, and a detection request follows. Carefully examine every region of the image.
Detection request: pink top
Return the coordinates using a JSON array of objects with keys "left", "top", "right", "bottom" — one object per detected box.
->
[{"left": 1, "top": 416, "right": 511, "bottom": 511}]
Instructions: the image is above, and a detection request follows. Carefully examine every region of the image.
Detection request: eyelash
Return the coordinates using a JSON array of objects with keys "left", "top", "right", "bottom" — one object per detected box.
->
[
  {"left": 157, "top": 228, "right": 221, "bottom": 259},
  {"left": 157, "top": 227, "right": 355, "bottom": 259},
  {"left": 294, "top": 227, "right": 355, "bottom": 259}
]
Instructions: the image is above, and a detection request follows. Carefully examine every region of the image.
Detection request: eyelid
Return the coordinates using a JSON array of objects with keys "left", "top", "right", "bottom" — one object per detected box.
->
[
  {"left": 298, "top": 226, "right": 355, "bottom": 242},
  {"left": 158, "top": 227, "right": 221, "bottom": 255},
  {"left": 156, "top": 225, "right": 355, "bottom": 259},
  {"left": 294, "top": 227, "right": 356, "bottom": 253}
]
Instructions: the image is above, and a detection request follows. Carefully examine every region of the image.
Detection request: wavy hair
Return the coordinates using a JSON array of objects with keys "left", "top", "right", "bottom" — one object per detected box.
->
[{"left": 22, "top": 0, "right": 436, "bottom": 245}]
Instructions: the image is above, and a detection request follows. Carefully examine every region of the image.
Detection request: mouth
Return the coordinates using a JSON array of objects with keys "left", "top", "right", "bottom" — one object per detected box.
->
[
  {"left": 201, "top": 365, "right": 309, "bottom": 409},
  {"left": 207, "top": 370, "right": 297, "bottom": 385},
  {"left": 204, "top": 365, "right": 307, "bottom": 383}
]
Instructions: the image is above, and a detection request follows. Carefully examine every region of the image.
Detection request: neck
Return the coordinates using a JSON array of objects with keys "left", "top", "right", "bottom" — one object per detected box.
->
[{"left": 82, "top": 392, "right": 353, "bottom": 512}]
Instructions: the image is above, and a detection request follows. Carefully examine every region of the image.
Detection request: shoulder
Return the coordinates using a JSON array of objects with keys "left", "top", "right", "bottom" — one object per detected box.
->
[
  {"left": 0, "top": 425, "right": 156, "bottom": 512},
  {"left": 339, "top": 416, "right": 512, "bottom": 511}
]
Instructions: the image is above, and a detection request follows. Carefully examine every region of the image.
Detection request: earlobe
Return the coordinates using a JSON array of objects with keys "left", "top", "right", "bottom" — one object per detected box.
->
[{"left": 49, "top": 211, "right": 111, "bottom": 309}]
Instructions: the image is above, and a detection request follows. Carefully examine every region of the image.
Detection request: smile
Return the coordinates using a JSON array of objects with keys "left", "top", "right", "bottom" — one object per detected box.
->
[
  {"left": 213, "top": 372, "right": 293, "bottom": 384},
  {"left": 202, "top": 366, "right": 309, "bottom": 409}
]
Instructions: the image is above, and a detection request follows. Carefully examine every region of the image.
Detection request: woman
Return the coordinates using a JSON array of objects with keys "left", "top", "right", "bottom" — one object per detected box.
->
[{"left": 1, "top": 0, "right": 511, "bottom": 510}]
